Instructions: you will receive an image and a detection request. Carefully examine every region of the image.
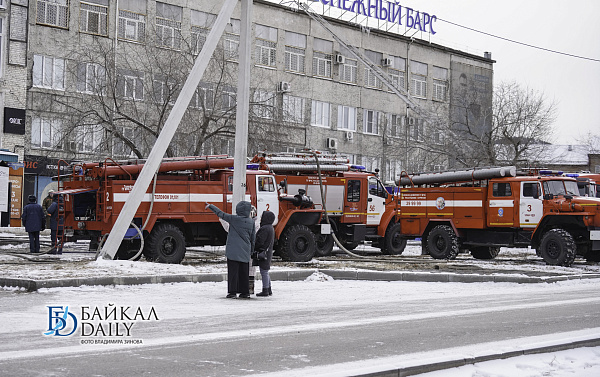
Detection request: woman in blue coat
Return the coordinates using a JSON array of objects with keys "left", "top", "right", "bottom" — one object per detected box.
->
[
  {"left": 21, "top": 195, "right": 45, "bottom": 253},
  {"left": 206, "top": 201, "right": 256, "bottom": 298}
]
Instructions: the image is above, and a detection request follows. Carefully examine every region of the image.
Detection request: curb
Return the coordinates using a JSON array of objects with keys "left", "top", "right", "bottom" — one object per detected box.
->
[
  {"left": 2, "top": 268, "right": 600, "bottom": 292},
  {"left": 362, "top": 337, "right": 600, "bottom": 377}
]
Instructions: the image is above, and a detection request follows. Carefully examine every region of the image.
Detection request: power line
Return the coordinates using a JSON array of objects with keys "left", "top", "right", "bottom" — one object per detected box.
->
[{"left": 438, "top": 18, "right": 600, "bottom": 62}]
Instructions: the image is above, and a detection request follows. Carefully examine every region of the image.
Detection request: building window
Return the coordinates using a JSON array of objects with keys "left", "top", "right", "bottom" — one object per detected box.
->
[
  {"left": 156, "top": 2, "right": 182, "bottom": 49},
  {"left": 389, "top": 56, "right": 406, "bottom": 91},
  {"left": 252, "top": 89, "right": 274, "bottom": 119},
  {"left": 118, "top": 10, "right": 146, "bottom": 43},
  {"left": 337, "top": 105, "right": 356, "bottom": 131},
  {"left": 80, "top": 1, "right": 108, "bottom": 36},
  {"left": 285, "top": 31, "right": 306, "bottom": 73},
  {"left": 191, "top": 83, "right": 214, "bottom": 111},
  {"left": 33, "top": 55, "right": 65, "bottom": 90},
  {"left": 76, "top": 62, "right": 106, "bottom": 94},
  {"left": 223, "top": 19, "right": 240, "bottom": 60},
  {"left": 432, "top": 66, "right": 448, "bottom": 102},
  {"left": 37, "top": 0, "right": 69, "bottom": 29},
  {"left": 311, "top": 100, "right": 330, "bottom": 128},
  {"left": 0, "top": 18, "right": 3, "bottom": 75},
  {"left": 410, "top": 60, "right": 428, "bottom": 98},
  {"left": 153, "top": 77, "right": 177, "bottom": 104},
  {"left": 407, "top": 117, "right": 423, "bottom": 141},
  {"left": 313, "top": 38, "right": 332, "bottom": 78},
  {"left": 363, "top": 110, "right": 379, "bottom": 135},
  {"left": 220, "top": 86, "right": 236, "bottom": 111},
  {"left": 191, "top": 10, "right": 215, "bottom": 54},
  {"left": 364, "top": 50, "right": 382, "bottom": 89},
  {"left": 32, "top": 117, "right": 62, "bottom": 149},
  {"left": 389, "top": 114, "right": 401, "bottom": 138},
  {"left": 340, "top": 58, "right": 357, "bottom": 84},
  {"left": 113, "top": 126, "right": 135, "bottom": 156},
  {"left": 282, "top": 95, "right": 305, "bottom": 123},
  {"left": 117, "top": 70, "right": 144, "bottom": 100},
  {"left": 255, "top": 24, "right": 277, "bottom": 67},
  {"left": 77, "top": 124, "right": 103, "bottom": 152}
]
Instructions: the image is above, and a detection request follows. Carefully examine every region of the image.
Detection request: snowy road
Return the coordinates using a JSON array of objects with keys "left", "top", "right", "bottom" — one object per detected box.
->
[{"left": 1, "top": 275, "right": 600, "bottom": 376}]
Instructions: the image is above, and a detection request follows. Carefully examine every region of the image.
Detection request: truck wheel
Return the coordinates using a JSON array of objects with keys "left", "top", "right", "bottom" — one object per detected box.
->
[
  {"left": 381, "top": 223, "right": 407, "bottom": 255},
  {"left": 470, "top": 246, "right": 500, "bottom": 260},
  {"left": 539, "top": 229, "right": 576, "bottom": 266},
  {"left": 315, "top": 234, "right": 334, "bottom": 257},
  {"left": 145, "top": 223, "right": 187, "bottom": 264},
  {"left": 278, "top": 224, "right": 316, "bottom": 262},
  {"left": 427, "top": 225, "right": 459, "bottom": 260}
]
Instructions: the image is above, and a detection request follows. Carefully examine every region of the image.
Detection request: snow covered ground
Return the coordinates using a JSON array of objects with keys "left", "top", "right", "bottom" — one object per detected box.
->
[{"left": 1, "top": 229, "right": 600, "bottom": 376}]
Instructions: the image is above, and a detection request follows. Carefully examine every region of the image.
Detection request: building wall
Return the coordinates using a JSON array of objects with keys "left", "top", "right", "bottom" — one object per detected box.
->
[{"left": 21, "top": 0, "right": 494, "bottom": 188}]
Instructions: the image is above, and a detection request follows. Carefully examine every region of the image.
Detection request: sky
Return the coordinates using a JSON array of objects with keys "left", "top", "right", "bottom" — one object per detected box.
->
[{"left": 398, "top": 0, "right": 600, "bottom": 145}]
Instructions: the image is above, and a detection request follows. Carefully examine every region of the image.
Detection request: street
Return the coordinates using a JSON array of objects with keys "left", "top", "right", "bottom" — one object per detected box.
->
[{"left": 1, "top": 275, "right": 599, "bottom": 376}]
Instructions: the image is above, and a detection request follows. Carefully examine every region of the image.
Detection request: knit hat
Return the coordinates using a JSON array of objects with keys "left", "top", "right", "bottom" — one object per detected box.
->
[{"left": 28, "top": 195, "right": 37, "bottom": 203}]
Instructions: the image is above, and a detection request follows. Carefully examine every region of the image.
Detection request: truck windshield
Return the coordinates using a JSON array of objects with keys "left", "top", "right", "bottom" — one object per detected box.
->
[{"left": 543, "top": 180, "right": 579, "bottom": 196}]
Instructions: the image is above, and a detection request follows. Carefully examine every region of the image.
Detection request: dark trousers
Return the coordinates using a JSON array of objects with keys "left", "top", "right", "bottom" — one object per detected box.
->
[
  {"left": 227, "top": 259, "right": 249, "bottom": 295},
  {"left": 51, "top": 228, "right": 63, "bottom": 252},
  {"left": 28, "top": 231, "right": 40, "bottom": 253}
]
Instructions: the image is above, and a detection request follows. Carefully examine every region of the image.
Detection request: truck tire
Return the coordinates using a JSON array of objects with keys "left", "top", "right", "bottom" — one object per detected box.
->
[
  {"left": 539, "top": 228, "right": 576, "bottom": 266},
  {"left": 315, "top": 234, "right": 334, "bottom": 257},
  {"left": 427, "top": 225, "right": 459, "bottom": 260},
  {"left": 381, "top": 222, "right": 407, "bottom": 255},
  {"left": 470, "top": 246, "right": 500, "bottom": 260},
  {"left": 278, "top": 224, "right": 316, "bottom": 262},
  {"left": 144, "top": 223, "right": 187, "bottom": 264}
]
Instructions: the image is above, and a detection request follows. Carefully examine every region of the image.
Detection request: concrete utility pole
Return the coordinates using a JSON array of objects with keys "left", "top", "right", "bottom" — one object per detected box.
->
[
  {"left": 232, "top": 0, "right": 253, "bottom": 208},
  {"left": 99, "top": 0, "right": 240, "bottom": 260}
]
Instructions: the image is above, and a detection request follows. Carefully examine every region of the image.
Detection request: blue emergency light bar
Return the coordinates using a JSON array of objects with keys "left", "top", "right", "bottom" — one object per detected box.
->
[
  {"left": 565, "top": 173, "right": 579, "bottom": 178},
  {"left": 351, "top": 165, "right": 366, "bottom": 170}
]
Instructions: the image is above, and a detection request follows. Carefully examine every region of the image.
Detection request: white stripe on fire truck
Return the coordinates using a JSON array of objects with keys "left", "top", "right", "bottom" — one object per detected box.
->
[
  {"left": 488, "top": 200, "right": 514, "bottom": 207},
  {"left": 400, "top": 200, "right": 483, "bottom": 207},
  {"left": 113, "top": 193, "right": 223, "bottom": 203}
]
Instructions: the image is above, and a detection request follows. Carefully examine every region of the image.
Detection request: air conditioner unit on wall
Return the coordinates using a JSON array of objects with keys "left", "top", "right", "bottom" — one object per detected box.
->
[
  {"left": 345, "top": 131, "right": 354, "bottom": 141},
  {"left": 327, "top": 137, "right": 338, "bottom": 150},
  {"left": 335, "top": 54, "right": 346, "bottom": 64},
  {"left": 381, "top": 58, "right": 393, "bottom": 67},
  {"left": 277, "top": 81, "right": 291, "bottom": 93}
]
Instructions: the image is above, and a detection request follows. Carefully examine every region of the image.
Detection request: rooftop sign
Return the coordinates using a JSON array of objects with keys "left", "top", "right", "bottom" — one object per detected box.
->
[{"left": 313, "top": 0, "right": 437, "bottom": 34}]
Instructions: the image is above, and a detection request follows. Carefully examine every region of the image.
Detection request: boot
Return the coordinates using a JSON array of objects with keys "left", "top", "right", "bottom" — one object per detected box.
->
[
  {"left": 268, "top": 287, "right": 272, "bottom": 296},
  {"left": 249, "top": 276, "right": 255, "bottom": 295},
  {"left": 256, "top": 288, "right": 269, "bottom": 297}
]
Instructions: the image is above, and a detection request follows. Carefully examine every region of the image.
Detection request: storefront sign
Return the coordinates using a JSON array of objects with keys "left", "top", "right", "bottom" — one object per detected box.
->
[
  {"left": 8, "top": 163, "right": 24, "bottom": 222},
  {"left": 4, "top": 107, "right": 26, "bottom": 135},
  {"left": 24, "top": 155, "right": 72, "bottom": 176}
]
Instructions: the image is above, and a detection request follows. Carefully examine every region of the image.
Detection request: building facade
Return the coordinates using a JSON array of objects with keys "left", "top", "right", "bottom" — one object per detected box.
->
[{"left": 9, "top": 0, "right": 493, "bottom": 203}]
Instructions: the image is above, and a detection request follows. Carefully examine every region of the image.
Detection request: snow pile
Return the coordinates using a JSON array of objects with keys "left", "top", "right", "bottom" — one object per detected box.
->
[{"left": 305, "top": 271, "right": 334, "bottom": 282}]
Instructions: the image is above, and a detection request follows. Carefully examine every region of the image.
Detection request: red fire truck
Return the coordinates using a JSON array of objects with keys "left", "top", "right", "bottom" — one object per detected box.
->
[
  {"left": 394, "top": 167, "right": 600, "bottom": 266},
  {"left": 56, "top": 155, "right": 325, "bottom": 263},
  {"left": 251, "top": 152, "right": 405, "bottom": 257}
]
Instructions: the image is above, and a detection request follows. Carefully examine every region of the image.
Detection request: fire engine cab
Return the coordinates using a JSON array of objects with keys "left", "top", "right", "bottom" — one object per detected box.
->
[{"left": 395, "top": 167, "right": 600, "bottom": 266}]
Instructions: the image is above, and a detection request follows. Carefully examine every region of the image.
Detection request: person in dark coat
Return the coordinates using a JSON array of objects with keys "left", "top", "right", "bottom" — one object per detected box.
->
[
  {"left": 46, "top": 194, "right": 63, "bottom": 254},
  {"left": 21, "top": 195, "right": 45, "bottom": 253},
  {"left": 206, "top": 201, "right": 256, "bottom": 298},
  {"left": 254, "top": 211, "right": 275, "bottom": 297}
]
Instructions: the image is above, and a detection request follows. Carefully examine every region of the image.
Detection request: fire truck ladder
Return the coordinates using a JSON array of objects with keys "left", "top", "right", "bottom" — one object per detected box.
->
[{"left": 295, "top": 1, "right": 431, "bottom": 119}]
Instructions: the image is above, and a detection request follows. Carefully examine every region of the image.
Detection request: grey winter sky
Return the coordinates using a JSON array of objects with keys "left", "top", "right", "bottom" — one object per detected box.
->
[
  {"left": 290, "top": 0, "right": 600, "bottom": 144},
  {"left": 400, "top": 0, "right": 600, "bottom": 144}
]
